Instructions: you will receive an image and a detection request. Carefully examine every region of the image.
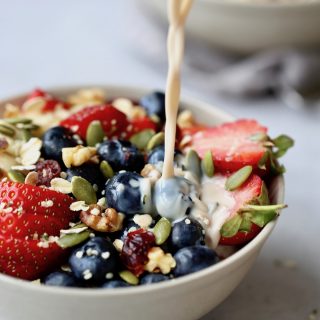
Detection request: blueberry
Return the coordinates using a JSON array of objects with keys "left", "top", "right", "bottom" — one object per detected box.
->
[
  {"left": 140, "top": 273, "right": 169, "bottom": 285},
  {"left": 97, "top": 140, "right": 144, "bottom": 173},
  {"left": 173, "top": 245, "right": 218, "bottom": 277},
  {"left": 42, "top": 126, "right": 78, "bottom": 162},
  {"left": 43, "top": 271, "right": 79, "bottom": 287},
  {"left": 147, "top": 145, "right": 182, "bottom": 166},
  {"left": 105, "top": 172, "right": 152, "bottom": 215},
  {"left": 102, "top": 280, "right": 131, "bottom": 289},
  {"left": 170, "top": 217, "right": 205, "bottom": 251},
  {"left": 140, "top": 91, "right": 165, "bottom": 122},
  {"left": 65, "top": 163, "right": 106, "bottom": 193},
  {"left": 69, "top": 237, "right": 118, "bottom": 284}
]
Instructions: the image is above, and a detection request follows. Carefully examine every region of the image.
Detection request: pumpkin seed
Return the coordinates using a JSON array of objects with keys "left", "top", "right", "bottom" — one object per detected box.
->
[
  {"left": 86, "top": 120, "right": 105, "bottom": 147},
  {"left": 201, "top": 151, "right": 214, "bottom": 177},
  {"left": 16, "top": 123, "right": 40, "bottom": 130},
  {"left": 5, "top": 118, "right": 32, "bottom": 125},
  {"left": 8, "top": 169, "right": 25, "bottom": 183},
  {"left": 71, "top": 176, "right": 97, "bottom": 204},
  {"left": 20, "top": 129, "right": 32, "bottom": 142},
  {"left": 119, "top": 270, "right": 139, "bottom": 285},
  {"left": 130, "top": 129, "right": 155, "bottom": 150},
  {"left": 250, "top": 132, "right": 268, "bottom": 142},
  {"left": 185, "top": 149, "right": 201, "bottom": 181},
  {"left": 225, "top": 165, "right": 253, "bottom": 191},
  {"left": 57, "top": 224, "right": 91, "bottom": 249},
  {"left": 100, "top": 160, "right": 114, "bottom": 179},
  {"left": 146, "top": 132, "right": 165, "bottom": 151},
  {"left": 153, "top": 217, "right": 172, "bottom": 245},
  {"left": 0, "top": 124, "right": 15, "bottom": 137}
]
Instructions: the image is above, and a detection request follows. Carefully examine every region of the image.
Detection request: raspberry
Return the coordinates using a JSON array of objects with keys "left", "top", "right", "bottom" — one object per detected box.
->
[
  {"left": 121, "top": 229, "right": 156, "bottom": 276},
  {"left": 36, "top": 160, "right": 61, "bottom": 186}
]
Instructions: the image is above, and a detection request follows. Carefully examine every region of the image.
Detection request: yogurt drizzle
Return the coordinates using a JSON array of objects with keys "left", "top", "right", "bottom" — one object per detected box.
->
[{"left": 162, "top": 0, "right": 193, "bottom": 179}]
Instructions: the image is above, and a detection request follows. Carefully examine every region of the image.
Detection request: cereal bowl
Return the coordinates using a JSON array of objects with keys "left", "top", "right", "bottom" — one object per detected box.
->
[{"left": 0, "top": 86, "right": 284, "bottom": 320}]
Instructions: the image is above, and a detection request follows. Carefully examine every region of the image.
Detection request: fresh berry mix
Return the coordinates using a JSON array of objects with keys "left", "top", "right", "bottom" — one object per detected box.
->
[{"left": 0, "top": 88, "right": 293, "bottom": 288}]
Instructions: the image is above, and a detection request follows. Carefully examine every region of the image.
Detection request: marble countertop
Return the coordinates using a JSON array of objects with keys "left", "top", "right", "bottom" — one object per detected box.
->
[{"left": 0, "top": 1, "right": 319, "bottom": 319}]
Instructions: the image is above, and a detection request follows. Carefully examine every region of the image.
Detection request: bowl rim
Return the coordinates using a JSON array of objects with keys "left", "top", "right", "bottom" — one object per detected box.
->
[
  {"left": 0, "top": 84, "right": 284, "bottom": 297},
  {"left": 199, "top": 0, "right": 320, "bottom": 9}
]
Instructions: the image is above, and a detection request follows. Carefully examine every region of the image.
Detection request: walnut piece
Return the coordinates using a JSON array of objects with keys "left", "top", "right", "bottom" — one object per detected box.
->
[
  {"left": 177, "top": 110, "right": 195, "bottom": 129},
  {"left": 80, "top": 206, "right": 125, "bottom": 233},
  {"left": 144, "top": 247, "right": 176, "bottom": 274},
  {"left": 141, "top": 164, "right": 161, "bottom": 185},
  {"left": 62, "top": 146, "right": 96, "bottom": 168}
]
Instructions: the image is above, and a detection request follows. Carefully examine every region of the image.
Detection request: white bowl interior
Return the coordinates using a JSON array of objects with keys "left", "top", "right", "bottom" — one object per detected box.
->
[{"left": 0, "top": 85, "right": 284, "bottom": 320}]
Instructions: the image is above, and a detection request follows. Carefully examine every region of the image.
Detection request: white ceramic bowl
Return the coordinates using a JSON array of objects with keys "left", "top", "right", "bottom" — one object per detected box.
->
[
  {"left": 138, "top": 0, "right": 320, "bottom": 53},
  {"left": 0, "top": 86, "right": 284, "bottom": 320}
]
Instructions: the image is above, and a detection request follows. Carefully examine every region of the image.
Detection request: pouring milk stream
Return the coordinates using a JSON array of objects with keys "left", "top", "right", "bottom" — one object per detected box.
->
[{"left": 154, "top": 0, "right": 233, "bottom": 248}]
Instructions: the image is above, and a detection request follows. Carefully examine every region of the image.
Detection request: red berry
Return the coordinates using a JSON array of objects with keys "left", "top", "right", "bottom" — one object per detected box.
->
[
  {"left": 36, "top": 160, "right": 61, "bottom": 186},
  {"left": 121, "top": 229, "right": 155, "bottom": 276}
]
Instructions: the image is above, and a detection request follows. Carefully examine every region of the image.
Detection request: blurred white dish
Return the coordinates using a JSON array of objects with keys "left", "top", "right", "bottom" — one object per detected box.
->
[
  {"left": 0, "top": 85, "right": 285, "bottom": 320},
  {"left": 138, "top": 0, "right": 320, "bottom": 53}
]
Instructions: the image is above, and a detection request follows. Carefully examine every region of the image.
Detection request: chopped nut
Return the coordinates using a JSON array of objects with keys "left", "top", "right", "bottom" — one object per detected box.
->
[
  {"left": 113, "top": 239, "right": 124, "bottom": 252},
  {"left": 62, "top": 146, "right": 96, "bottom": 168},
  {"left": 144, "top": 247, "right": 176, "bottom": 274},
  {"left": 133, "top": 214, "right": 153, "bottom": 229},
  {"left": 21, "top": 97, "right": 46, "bottom": 112},
  {"left": 112, "top": 98, "right": 146, "bottom": 120},
  {"left": 25, "top": 171, "right": 38, "bottom": 185},
  {"left": 19, "top": 137, "right": 42, "bottom": 166},
  {"left": 68, "top": 88, "right": 106, "bottom": 105},
  {"left": 4, "top": 103, "right": 20, "bottom": 118},
  {"left": 50, "top": 178, "right": 72, "bottom": 194},
  {"left": 70, "top": 201, "right": 90, "bottom": 212},
  {"left": 80, "top": 206, "right": 125, "bottom": 232},
  {"left": 177, "top": 110, "right": 195, "bottom": 129},
  {"left": 141, "top": 164, "right": 161, "bottom": 184}
]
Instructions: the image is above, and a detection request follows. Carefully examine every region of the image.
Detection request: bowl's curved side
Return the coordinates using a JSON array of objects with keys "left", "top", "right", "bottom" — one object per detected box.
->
[
  {"left": 138, "top": 0, "right": 320, "bottom": 52},
  {"left": 0, "top": 85, "right": 284, "bottom": 320}
]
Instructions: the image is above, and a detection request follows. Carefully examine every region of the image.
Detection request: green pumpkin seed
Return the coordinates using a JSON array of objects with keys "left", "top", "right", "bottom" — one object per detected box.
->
[
  {"left": 201, "top": 151, "right": 214, "bottom": 177},
  {"left": 130, "top": 129, "right": 155, "bottom": 150},
  {"left": 146, "top": 132, "right": 165, "bottom": 151},
  {"left": 5, "top": 118, "right": 32, "bottom": 125},
  {"left": 250, "top": 132, "right": 268, "bottom": 142},
  {"left": 185, "top": 149, "right": 201, "bottom": 181},
  {"left": 153, "top": 217, "right": 172, "bottom": 245},
  {"left": 19, "top": 129, "right": 32, "bottom": 142},
  {"left": 100, "top": 160, "right": 114, "bottom": 179},
  {"left": 71, "top": 176, "right": 97, "bottom": 204},
  {"left": 225, "top": 165, "right": 253, "bottom": 191},
  {"left": 0, "top": 124, "right": 15, "bottom": 137},
  {"left": 16, "top": 123, "right": 40, "bottom": 131},
  {"left": 57, "top": 224, "right": 91, "bottom": 249},
  {"left": 119, "top": 270, "right": 139, "bottom": 285},
  {"left": 8, "top": 169, "right": 25, "bottom": 183},
  {"left": 86, "top": 120, "right": 105, "bottom": 147}
]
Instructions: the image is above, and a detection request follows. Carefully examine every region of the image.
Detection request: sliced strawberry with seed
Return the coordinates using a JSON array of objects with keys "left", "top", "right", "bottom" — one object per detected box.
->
[
  {"left": 187, "top": 119, "right": 268, "bottom": 172},
  {"left": 202, "top": 173, "right": 284, "bottom": 246},
  {"left": 60, "top": 104, "right": 129, "bottom": 139},
  {"left": 0, "top": 180, "right": 77, "bottom": 238},
  {"left": 0, "top": 237, "right": 67, "bottom": 280}
]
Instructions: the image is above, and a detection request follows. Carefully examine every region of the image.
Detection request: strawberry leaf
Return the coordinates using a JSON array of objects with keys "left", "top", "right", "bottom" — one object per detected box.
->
[
  {"left": 254, "top": 182, "right": 270, "bottom": 205},
  {"left": 220, "top": 214, "right": 242, "bottom": 237}
]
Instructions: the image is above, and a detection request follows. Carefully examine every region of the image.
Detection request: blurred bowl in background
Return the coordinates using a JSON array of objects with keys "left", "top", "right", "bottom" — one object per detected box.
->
[{"left": 138, "top": 0, "right": 320, "bottom": 53}]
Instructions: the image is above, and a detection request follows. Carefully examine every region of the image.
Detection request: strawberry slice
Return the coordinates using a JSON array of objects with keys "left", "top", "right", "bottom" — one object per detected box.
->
[
  {"left": 0, "top": 179, "right": 77, "bottom": 238},
  {"left": 128, "top": 116, "right": 158, "bottom": 138},
  {"left": 187, "top": 119, "right": 268, "bottom": 172},
  {"left": 219, "top": 223, "right": 262, "bottom": 246},
  {"left": 25, "top": 88, "right": 70, "bottom": 112},
  {"left": 0, "top": 237, "right": 67, "bottom": 280},
  {"left": 201, "top": 173, "right": 284, "bottom": 246},
  {"left": 60, "top": 104, "right": 129, "bottom": 140}
]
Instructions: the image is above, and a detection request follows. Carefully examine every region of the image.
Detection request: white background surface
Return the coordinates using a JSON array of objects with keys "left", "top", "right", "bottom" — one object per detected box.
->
[{"left": 0, "top": 1, "right": 319, "bottom": 319}]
